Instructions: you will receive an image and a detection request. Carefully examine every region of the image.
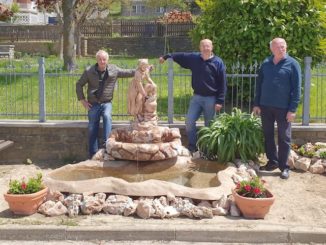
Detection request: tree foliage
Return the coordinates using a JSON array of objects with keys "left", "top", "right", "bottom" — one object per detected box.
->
[
  {"left": 36, "top": 0, "right": 126, "bottom": 70},
  {"left": 192, "top": 0, "right": 324, "bottom": 66}
]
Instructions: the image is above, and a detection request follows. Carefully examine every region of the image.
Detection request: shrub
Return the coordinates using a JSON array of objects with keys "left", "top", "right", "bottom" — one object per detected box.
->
[{"left": 197, "top": 108, "right": 264, "bottom": 163}]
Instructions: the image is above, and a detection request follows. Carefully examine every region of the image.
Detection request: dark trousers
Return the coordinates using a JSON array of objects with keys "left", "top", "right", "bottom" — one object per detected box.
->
[{"left": 261, "top": 106, "right": 291, "bottom": 171}]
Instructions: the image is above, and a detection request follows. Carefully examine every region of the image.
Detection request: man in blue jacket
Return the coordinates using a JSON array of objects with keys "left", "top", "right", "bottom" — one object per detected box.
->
[
  {"left": 253, "top": 38, "right": 301, "bottom": 179},
  {"left": 159, "top": 39, "right": 227, "bottom": 154}
]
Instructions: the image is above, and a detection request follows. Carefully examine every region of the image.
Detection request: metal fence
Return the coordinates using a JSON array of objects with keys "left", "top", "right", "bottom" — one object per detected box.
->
[{"left": 0, "top": 57, "right": 325, "bottom": 125}]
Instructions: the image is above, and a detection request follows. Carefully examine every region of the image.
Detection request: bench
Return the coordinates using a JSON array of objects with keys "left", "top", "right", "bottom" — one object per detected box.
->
[
  {"left": 0, "top": 140, "right": 14, "bottom": 152},
  {"left": 0, "top": 45, "right": 14, "bottom": 59}
]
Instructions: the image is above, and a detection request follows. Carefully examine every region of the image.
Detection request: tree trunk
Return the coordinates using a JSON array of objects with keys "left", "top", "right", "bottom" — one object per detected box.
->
[
  {"left": 62, "top": 0, "right": 76, "bottom": 71},
  {"left": 75, "top": 23, "right": 82, "bottom": 58}
]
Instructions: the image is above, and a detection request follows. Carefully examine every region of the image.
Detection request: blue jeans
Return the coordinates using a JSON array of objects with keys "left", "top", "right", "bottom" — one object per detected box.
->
[
  {"left": 186, "top": 94, "right": 216, "bottom": 152},
  {"left": 88, "top": 102, "right": 112, "bottom": 158},
  {"left": 261, "top": 106, "right": 291, "bottom": 171}
]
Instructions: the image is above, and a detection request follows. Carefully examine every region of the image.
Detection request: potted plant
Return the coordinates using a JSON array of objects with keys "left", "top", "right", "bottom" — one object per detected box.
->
[
  {"left": 3, "top": 173, "right": 48, "bottom": 215},
  {"left": 232, "top": 176, "right": 275, "bottom": 219},
  {"left": 197, "top": 108, "right": 264, "bottom": 163}
]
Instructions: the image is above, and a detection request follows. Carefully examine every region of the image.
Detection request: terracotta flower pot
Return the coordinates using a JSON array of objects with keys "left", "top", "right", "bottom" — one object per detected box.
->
[
  {"left": 3, "top": 187, "right": 48, "bottom": 215},
  {"left": 232, "top": 188, "right": 275, "bottom": 219}
]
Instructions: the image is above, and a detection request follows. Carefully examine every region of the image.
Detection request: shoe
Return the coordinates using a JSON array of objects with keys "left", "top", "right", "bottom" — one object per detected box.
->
[
  {"left": 259, "top": 163, "right": 278, "bottom": 171},
  {"left": 280, "top": 169, "right": 290, "bottom": 179}
]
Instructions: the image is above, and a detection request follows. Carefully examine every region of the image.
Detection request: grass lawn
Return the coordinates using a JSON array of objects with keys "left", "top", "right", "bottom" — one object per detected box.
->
[
  {"left": 0, "top": 56, "right": 193, "bottom": 121},
  {"left": 0, "top": 56, "right": 325, "bottom": 123}
]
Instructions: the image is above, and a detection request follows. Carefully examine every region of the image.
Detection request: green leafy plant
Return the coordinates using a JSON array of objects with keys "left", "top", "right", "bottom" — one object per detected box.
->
[
  {"left": 8, "top": 173, "right": 44, "bottom": 194},
  {"left": 320, "top": 151, "right": 326, "bottom": 159},
  {"left": 192, "top": 0, "right": 324, "bottom": 67},
  {"left": 296, "top": 143, "right": 326, "bottom": 158},
  {"left": 235, "top": 176, "right": 268, "bottom": 198},
  {"left": 197, "top": 108, "right": 264, "bottom": 163}
]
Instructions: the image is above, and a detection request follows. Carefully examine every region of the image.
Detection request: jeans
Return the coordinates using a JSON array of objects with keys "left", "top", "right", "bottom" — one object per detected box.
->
[
  {"left": 88, "top": 102, "right": 112, "bottom": 158},
  {"left": 261, "top": 106, "right": 291, "bottom": 171},
  {"left": 186, "top": 94, "right": 216, "bottom": 152}
]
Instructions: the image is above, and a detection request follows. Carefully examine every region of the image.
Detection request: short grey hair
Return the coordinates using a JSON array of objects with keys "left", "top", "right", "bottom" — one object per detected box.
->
[
  {"left": 270, "top": 38, "right": 286, "bottom": 48},
  {"left": 96, "top": 50, "right": 109, "bottom": 60}
]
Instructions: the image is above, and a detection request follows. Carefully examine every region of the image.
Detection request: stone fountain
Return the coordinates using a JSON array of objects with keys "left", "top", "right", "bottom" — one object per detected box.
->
[{"left": 43, "top": 60, "right": 242, "bottom": 218}]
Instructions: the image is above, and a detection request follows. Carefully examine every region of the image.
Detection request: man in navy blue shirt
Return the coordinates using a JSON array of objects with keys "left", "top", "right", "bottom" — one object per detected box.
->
[
  {"left": 253, "top": 38, "right": 301, "bottom": 179},
  {"left": 159, "top": 39, "right": 227, "bottom": 154}
]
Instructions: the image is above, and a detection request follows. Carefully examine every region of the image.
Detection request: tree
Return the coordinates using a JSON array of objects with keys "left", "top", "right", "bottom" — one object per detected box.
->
[
  {"left": 36, "top": 0, "right": 125, "bottom": 71},
  {"left": 192, "top": 0, "right": 324, "bottom": 67},
  {"left": 0, "top": 3, "right": 14, "bottom": 21}
]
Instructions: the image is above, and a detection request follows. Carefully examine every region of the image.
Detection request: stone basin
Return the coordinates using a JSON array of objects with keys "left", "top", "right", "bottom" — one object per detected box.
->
[
  {"left": 106, "top": 126, "right": 190, "bottom": 161},
  {"left": 44, "top": 156, "right": 238, "bottom": 200}
]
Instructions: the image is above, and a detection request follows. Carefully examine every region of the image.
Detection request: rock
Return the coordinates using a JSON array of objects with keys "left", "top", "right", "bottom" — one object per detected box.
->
[
  {"left": 315, "top": 142, "right": 326, "bottom": 147},
  {"left": 47, "top": 190, "right": 64, "bottom": 202},
  {"left": 63, "top": 194, "right": 83, "bottom": 217},
  {"left": 103, "top": 194, "right": 133, "bottom": 215},
  {"left": 230, "top": 202, "right": 241, "bottom": 217},
  {"left": 192, "top": 206, "right": 213, "bottom": 219},
  {"left": 24, "top": 158, "right": 33, "bottom": 165},
  {"left": 136, "top": 200, "right": 155, "bottom": 219},
  {"left": 309, "top": 160, "right": 325, "bottom": 174},
  {"left": 197, "top": 200, "right": 212, "bottom": 208},
  {"left": 38, "top": 200, "right": 68, "bottom": 216},
  {"left": 92, "top": 149, "right": 105, "bottom": 161},
  {"left": 212, "top": 207, "right": 228, "bottom": 216},
  {"left": 123, "top": 200, "right": 138, "bottom": 216},
  {"left": 163, "top": 206, "right": 180, "bottom": 218},
  {"left": 294, "top": 157, "right": 311, "bottom": 171},
  {"left": 288, "top": 150, "right": 299, "bottom": 169},
  {"left": 80, "top": 193, "right": 106, "bottom": 215}
]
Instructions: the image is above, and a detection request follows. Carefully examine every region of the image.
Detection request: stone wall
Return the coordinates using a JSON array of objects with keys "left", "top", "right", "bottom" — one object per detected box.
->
[
  {"left": 0, "top": 121, "right": 325, "bottom": 164},
  {"left": 3, "top": 36, "right": 194, "bottom": 58},
  {"left": 13, "top": 42, "right": 60, "bottom": 57},
  {"left": 84, "top": 36, "right": 194, "bottom": 57}
]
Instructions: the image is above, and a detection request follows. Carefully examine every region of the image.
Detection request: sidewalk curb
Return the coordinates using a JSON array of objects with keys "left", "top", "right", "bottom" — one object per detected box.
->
[{"left": 0, "top": 223, "right": 326, "bottom": 243}]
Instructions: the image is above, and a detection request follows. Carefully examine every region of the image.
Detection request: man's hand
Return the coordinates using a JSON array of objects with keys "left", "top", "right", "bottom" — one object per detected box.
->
[
  {"left": 286, "top": 112, "right": 296, "bottom": 122},
  {"left": 215, "top": 104, "right": 222, "bottom": 112},
  {"left": 252, "top": 106, "right": 261, "bottom": 116},
  {"left": 159, "top": 57, "right": 165, "bottom": 64},
  {"left": 80, "top": 99, "right": 92, "bottom": 110}
]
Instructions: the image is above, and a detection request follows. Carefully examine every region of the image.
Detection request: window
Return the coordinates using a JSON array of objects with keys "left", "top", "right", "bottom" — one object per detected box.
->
[
  {"left": 132, "top": 4, "right": 145, "bottom": 14},
  {"left": 156, "top": 7, "right": 166, "bottom": 13}
]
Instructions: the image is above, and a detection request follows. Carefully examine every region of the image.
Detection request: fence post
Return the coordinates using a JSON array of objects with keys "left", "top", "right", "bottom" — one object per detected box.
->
[
  {"left": 302, "top": 57, "right": 312, "bottom": 126},
  {"left": 167, "top": 58, "right": 174, "bottom": 124},
  {"left": 38, "top": 57, "right": 46, "bottom": 122}
]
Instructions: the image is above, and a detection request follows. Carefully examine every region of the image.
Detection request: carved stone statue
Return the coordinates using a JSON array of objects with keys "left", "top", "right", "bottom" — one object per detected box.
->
[
  {"left": 127, "top": 59, "right": 157, "bottom": 123},
  {"left": 104, "top": 58, "right": 190, "bottom": 162}
]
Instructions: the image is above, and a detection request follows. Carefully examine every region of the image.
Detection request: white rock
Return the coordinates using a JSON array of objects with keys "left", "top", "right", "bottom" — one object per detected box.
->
[
  {"left": 212, "top": 207, "right": 228, "bottom": 216},
  {"left": 294, "top": 157, "right": 311, "bottom": 171},
  {"left": 309, "top": 160, "right": 325, "bottom": 174},
  {"left": 230, "top": 203, "right": 241, "bottom": 217}
]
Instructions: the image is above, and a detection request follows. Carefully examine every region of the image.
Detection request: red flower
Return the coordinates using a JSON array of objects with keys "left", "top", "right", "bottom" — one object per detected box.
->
[
  {"left": 21, "top": 182, "right": 27, "bottom": 190},
  {"left": 244, "top": 185, "right": 251, "bottom": 191},
  {"left": 253, "top": 187, "right": 261, "bottom": 194}
]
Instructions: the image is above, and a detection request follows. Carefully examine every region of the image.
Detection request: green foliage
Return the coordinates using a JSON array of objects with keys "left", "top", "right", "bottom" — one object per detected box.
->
[
  {"left": 192, "top": 0, "right": 324, "bottom": 66},
  {"left": 235, "top": 176, "right": 268, "bottom": 198},
  {"left": 320, "top": 151, "right": 326, "bottom": 159},
  {"left": 8, "top": 173, "right": 44, "bottom": 194},
  {"left": 146, "top": 0, "right": 187, "bottom": 11},
  {"left": 296, "top": 143, "right": 326, "bottom": 158},
  {"left": 197, "top": 108, "right": 264, "bottom": 163}
]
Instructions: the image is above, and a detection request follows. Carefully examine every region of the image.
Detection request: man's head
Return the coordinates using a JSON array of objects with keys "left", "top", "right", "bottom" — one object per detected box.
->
[
  {"left": 199, "top": 39, "right": 213, "bottom": 59},
  {"left": 96, "top": 50, "right": 109, "bottom": 71},
  {"left": 270, "top": 38, "right": 287, "bottom": 60}
]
